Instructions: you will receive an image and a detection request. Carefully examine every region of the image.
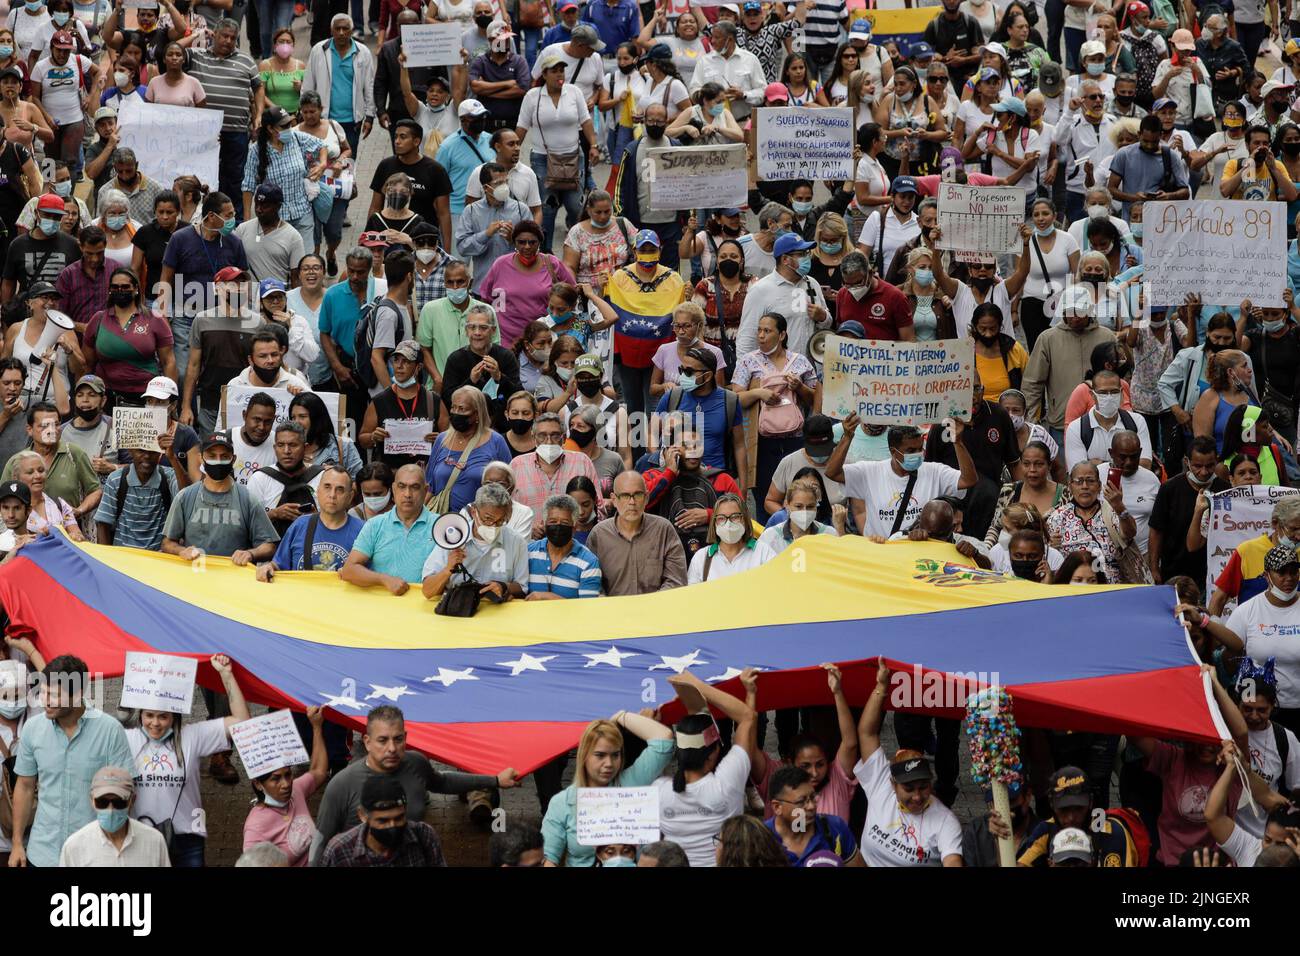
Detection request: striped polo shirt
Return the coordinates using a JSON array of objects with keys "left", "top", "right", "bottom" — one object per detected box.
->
[
  {"left": 526, "top": 538, "right": 601, "bottom": 598},
  {"left": 803, "top": 0, "right": 847, "bottom": 51},
  {"left": 187, "top": 49, "right": 261, "bottom": 132},
  {"left": 93, "top": 464, "right": 179, "bottom": 550}
]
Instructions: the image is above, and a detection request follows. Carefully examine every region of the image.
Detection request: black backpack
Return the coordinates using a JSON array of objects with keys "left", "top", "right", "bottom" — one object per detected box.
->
[
  {"left": 664, "top": 386, "right": 741, "bottom": 479},
  {"left": 1079, "top": 408, "right": 1137, "bottom": 457},
  {"left": 259, "top": 464, "right": 324, "bottom": 535},
  {"left": 352, "top": 295, "right": 395, "bottom": 391},
  {"left": 109, "top": 465, "right": 173, "bottom": 544},
  {"left": 656, "top": 467, "right": 722, "bottom": 557}
]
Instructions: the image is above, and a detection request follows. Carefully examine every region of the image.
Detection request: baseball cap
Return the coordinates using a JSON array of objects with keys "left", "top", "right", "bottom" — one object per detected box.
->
[
  {"left": 23, "top": 279, "right": 57, "bottom": 299},
  {"left": 93, "top": 106, "right": 117, "bottom": 123},
  {"left": 1286, "top": 38, "right": 1300, "bottom": 57},
  {"left": 75, "top": 374, "right": 106, "bottom": 395},
  {"left": 742, "top": 0, "right": 762, "bottom": 11},
  {"left": 253, "top": 182, "right": 283, "bottom": 205},
  {"left": 772, "top": 232, "right": 814, "bottom": 258},
  {"left": 1261, "top": 80, "right": 1295, "bottom": 98},
  {"left": 837, "top": 320, "right": 867, "bottom": 338},
  {"left": 909, "top": 40, "right": 934, "bottom": 60},
  {"left": 1038, "top": 61, "right": 1064, "bottom": 96},
  {"left": 202, "top": 430, "right": 235, "bottom": 454},
  {"left": 891, "top": 175, "right": 918, "bottom": 195},
  {"left": 213, "top": 266, "right": 249, "bottom": 284},
  {"left": 977, "top": 66, "right": 1000, "bottom": 83},
  {"left": 36, "top": 194, "right": 65, "bottom": 214},
  {"left": 1151, "top": 96, "right": 1177, "bottom": 111},
  {"left": 718, "top": 207, "right": 742, "bottom": 217},
  {"left": 361, "top": 772, "right": 408, "bottom": 811},
  {"left": 1050, "top": 827, "right": 1093, "bottom": 864},
  {"left": 0, "top": 66, "right": 22, "bottom": 83},
  {"left": 991, "top": 96, "right": 1027, "bottom": 117},
  {"left": 557, "top": 1, "right": 577, "bottom": 9},
  {"left": 981, "top": 40, "right": 1007, "bottom": 60},
  {"left": 0, "top": 481, "right": 30, "bottom": 507},
  {"left": 458, "top": 98, "right": 487, "bottom": 117},
  {"left": 258, "top": 278, "right": 287, "bottom": 301},
  {"left": 1125, "top": 0, "right": 1149, "bottom": 14},
  {"left": 803, "top": 413, "right": 834, "bottom": 450},
  {"left": 1049, "top": 765, "right": 1091, "bottom": 808},
  {"left": 802, "top": 850, "right": 845, "bottom": 867},
  {"left": 849, "top": 20, "right": 872, "bottom": 37},
  {"left": 143, "top": 375, "right": 178, "bottom": 400},
  {"left": 393, "top": 338, "right": 421, "bottom": 362},
  {"left": 358, "top": 231, "right": 389, "bottom": 249},
  {"left": 573, "top": 353, "right": 603, "bottom": 377},
  {"left": 1265, "top": 544, "right": 1300, "bottom": 572},
  {"left": 538, "top": 52, "right": 565, "bottom": 71},
  {"left": 634, "top": 228, "right": 660, "bottom": 249},
  {"left": 889, "top": 752, "right": 933, "bottom": 784},
  {"left": 765, "top": 81, "right": 790, "bottom": 103},
  {"left": 640, "top": 41, "right": 673, "bottom": 62},
  {"left": 1079, "top": 39, "right": 1106, "bottom": 59},
  {"left": 51, "top": 30, "right": 74, "bottom": 49},
  {"left": 720, "top": 2, "right": 740, "bottom": 12},
  {"left": 90, "top": 765, "right": 135, "bottom": 800},
  {"left": 570, "top": 23, "right": 605, "bottom": 50},
  {"left": 1170, "top": 27, "right": 1195, "bottom": 50},
  {"left": 409, "top": 220, "right": 440, "bottom": 242},
  {"left": 486, "top": 17, "right": 513, "bottom": 39}
]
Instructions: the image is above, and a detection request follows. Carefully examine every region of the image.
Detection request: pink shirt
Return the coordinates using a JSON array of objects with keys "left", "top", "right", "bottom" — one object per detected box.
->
[
  {"left": 912, "top": 172, "right": 1002, "bottom": 196},
  {"left": 652, "top": 340, "right": 727, "bottom": 385},
  {"left": 1063, "top": 379, "right": 1134, "bottom": 426},
  {"left": 1146, "top": 741, "right": 1240, "bottom": 867},
  {"left": 479, "top": 253, "right": 576, "bottom": 347},
  {"left": 755, "top": 756, "right": 857, "bottom": 823},
  {"left": 242, "top": 772, "right": 320, "bottom": 867},
  {"left": 145, "top": 73, "right": 207, "bottom": 107}
]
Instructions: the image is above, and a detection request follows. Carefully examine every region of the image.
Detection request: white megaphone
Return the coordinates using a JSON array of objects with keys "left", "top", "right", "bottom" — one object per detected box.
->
[{"left": 808, "top": 330, "right": 831, "bottom": 368}]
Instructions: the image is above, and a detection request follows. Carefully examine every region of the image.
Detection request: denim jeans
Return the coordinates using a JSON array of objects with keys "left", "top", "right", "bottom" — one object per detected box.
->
[
  {"left": 219, "top": 131, "right": 251, "bottom": 219},
  {"left": 314, "top": 190, "right": 349, "bottom": 249},
  {"left": 1062, "top": 26, "right": 1085, "bottom": 72},
  {"left": 530, "top": 149, "right": 584, "bottom": 251},
  {"left": 288, "top": 208, "right": 316, "bottom": 253},
  {"left": 257, "top": 0, "right": 296, "bottom": 52},
  {"left": 171, "top": 833, "right": 206, "bottom": 867},
  {"left": 520, "top": 27, "right": 542, "bottom": 68},
  {"left": 337, "top": 120, "right": 361, "bottom": 158}
]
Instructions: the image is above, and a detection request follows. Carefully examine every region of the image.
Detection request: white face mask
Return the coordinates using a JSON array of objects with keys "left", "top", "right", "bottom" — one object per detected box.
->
[
  {"left": 1010, "top": 414, "right": 1025, "bottom": 430},
  {"left": 789, "top": 509, "right": 816, "bottom": 530},
  {"left": 1087, "top": 204, "right": 1109, "bottom": 220},
  {"left": 998, "top": 529, "right": 1012, "bottom": 549},
  {"left": 536, "top": 443, "right": 564, "bottom": 464},
  {"left": 415, "top": 248, "right": 436, "bottom": 264},
  {"left": 363, "top": 492, "right": 391, "bottom": 512},
  {"left": 477, "top": 523, "right": 500, "bottom": 544},
  {"left": 491, "top": 183, "right": 510, "bottom": 203},
  {"left": 262, "top": 792, "right": 289, "bottom": 808},
  {"left": 1093, "top": 392, "right": 1121, "bottom": 418},
  {"left": 1270, "top": 583, "right": 1298, "bottom": 601},
  {"left": 717, "top": 521, "right": 745, "bottom": 544}
]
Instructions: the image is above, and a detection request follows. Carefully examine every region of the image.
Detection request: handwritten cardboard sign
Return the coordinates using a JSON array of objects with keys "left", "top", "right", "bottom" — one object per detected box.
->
[
  {"left": 112, "top": 406, "right": 168, "bottom": 453},
  {"left": 119, "top": 652, "right": 198, "bottom": 714},
  {"left": 219, "top": 384, "right": 345, "bottom": 437},
  {"left": 646, "top": 143, "right": 747, "bottom": 211},
  {"left": 822, "top": 335, "right": 973, "bottom": 426},
  {"left": 756, "top": 107, "right": 854, "bottom": 181},
  {"left": 383, "top": 418, "right": 433, "bottom": 457},
  {"left": 230, "top": 709, "right": 310, "bottom": 779},
  {"left": 936, "top": 183, "right": 1025, "bottom": 256},
  {"left": 117, "top": 98, "right": 222, "bottom": 190},
  {"left": 1144, "top": 200, "right": 1287, "bottom": 308},
  {"left": 575, "top": 787, "right": 661, "bottom": 846}
]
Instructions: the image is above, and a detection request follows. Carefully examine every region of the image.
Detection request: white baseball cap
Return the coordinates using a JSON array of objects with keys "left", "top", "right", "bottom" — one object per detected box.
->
[
  {"left": 458, "top": 98, "right": 487, "bottom": 118},
  {"left": 143, "top": 375, "right": 179, "bottom": 400}
]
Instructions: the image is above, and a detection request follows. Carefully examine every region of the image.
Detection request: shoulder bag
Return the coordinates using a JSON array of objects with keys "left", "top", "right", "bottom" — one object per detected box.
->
[
  {"left": 534, "top": 88, "right": 582, "bottom": 191},
  {"left": 428, "top": 434, "right": 477, "bottom": 514}
]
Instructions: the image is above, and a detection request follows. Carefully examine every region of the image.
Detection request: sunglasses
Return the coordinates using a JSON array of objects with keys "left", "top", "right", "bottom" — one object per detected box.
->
[
  {"left": 109, "top": 284, "right": 134, "bottom": 292},
  {"left": 93, "top": 795, "right": 128, "bottom": 810}
]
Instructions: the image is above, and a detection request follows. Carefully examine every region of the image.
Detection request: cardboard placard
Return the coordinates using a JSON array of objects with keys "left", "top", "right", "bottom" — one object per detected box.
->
[
  {"left": 822, "top": 335, "right": 973, "bottom": 426},
  {"left": 575, "top": 787, "right": 661, "bottom": 846},
  {"left": 119, "top": 652, "right": 198, "bottom": 714},
  {"left": 1143, "top": 200, "right": 1287, "bottom": 308},
  {"left": 400, "top": 22, "right": 465, "bottom": 67},
  {"left": 756, "top": 107, "right": 854, "bottom": 181},
  {"left": 112, "top": 406, "right": 168, "bottom": 453},
  {"left": 382, "top": 418, "right": 434, "bottom": 457},
  {"left": 230, "top": 709, "right": 310, "bottom": 779}
]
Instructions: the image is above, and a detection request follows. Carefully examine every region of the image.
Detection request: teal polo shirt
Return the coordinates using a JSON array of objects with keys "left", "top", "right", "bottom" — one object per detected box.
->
[
  {"left": 351, "top": 508, "right": 438, "bottom": 583},
  {"left": 13, "top": 708, "right": 134, "bottom": 868},
  {"left": 328, "top": 41, "right": 357, "bottom": 122},
  {"left": 318, "top": 278, "right": 379, "bottom": 360},
  {"left": 434, "top": 130, "right": 494, "bottom": 215}
]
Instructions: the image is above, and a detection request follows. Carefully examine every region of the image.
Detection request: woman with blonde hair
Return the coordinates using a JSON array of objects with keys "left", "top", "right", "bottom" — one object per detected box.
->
[
  {"left": 540, "top": 711, "right": 673, "bottom": 866},
  {"left": 809, "top": 212, "right": 850, "bottom": 309},
  {"left": 687, "top": 492, "right": 777, "bottom": 583},
  {"left": 424, "top": 383, "right": 511, "bottom": 513},
  {"left": 901, "top": 246, "right": 955, "bottom": 341},
  {"left": 758, "top": 476, "right": 844, "bottom": 553},
  {"left": 846, "top": 68, "right": 877, "bottom": 129},
  {"left": 13, "top": 450, "right": 82, "bottom": 540}
]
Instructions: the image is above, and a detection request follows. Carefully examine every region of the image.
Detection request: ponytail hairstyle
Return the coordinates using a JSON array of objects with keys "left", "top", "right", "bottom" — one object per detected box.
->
[{"left": 671, "top": 712, "right": 721, "bottom": 792}]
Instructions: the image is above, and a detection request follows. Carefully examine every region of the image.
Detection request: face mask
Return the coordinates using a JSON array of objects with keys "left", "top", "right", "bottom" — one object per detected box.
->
[
  {"left": 795, "top": 254, "right": 812, "bottom": 277},
  {"left": 971, "top": 275, "right": 995, "bottom": 292},
  {"left": 106, "top": 214, "right": 127, "bottom": 232},
  {"left": 475, "top": 14, "right": 492, "bottom": 27},
  {"left": 677, "top": 373, "right": 699, "bottom": 392},
  {"left": 260, "top": 790, "right": 289, "bottom": 808},
  {"left": 806, "top": 448, "right": 830, "bottom": 463},
  {"left": 545, "top": 522, "right": 574, "bottom": 547},
  {"left": 792, "top": 199, "right": 813, "bottom": 215},
  {"left": 789, "top": 508, "right": 816, "bottom": 530},
  {"left": 551, "top": 309, "right": 574, "bottom": 325},
  {"left": 645, "top": 124, "right": 666, "bottom": 140},
  {"left": 914, "top": 268, "right": 934, "bottom": 285},
  {"left": 475, "top": 520, "right": 501, "bottom": 544},
  {"left": 536, "top": 443, "right": 564, "bottom": 464},
  {"left": 576, "top": 379, "right": 603, "bottom": 398},
  {"left": 636, "top": 252, "right": 659, "bottom": 268},
  {"left": 997, "top": 529, "right": 1013, "bottom": 549},
  {"left": 1010, "top": 414, "right": 1025, "bottom": 430},
  {"left": 203, "top": 459, "right": 233, "bottom": 481},
  {"left": 251, "top": 363, "right": 280, "bottom": 385},
  {"left": 976, "top": 332, "right": 999, "bottom": 346},
  {"left": 393, "top": 373, "right": 419, "bottom": 388},
  {"left": 517, "top": 250, "right": 538, "bottom": 266},
  {"left": 1131, "top": 22, "right": 1146, "bottom": 34},
  {"left": 619, "top": 61, "right": 636, "bottom": 74},
  {"left": 447, "top": 287, "right": 469, "bottom": 305},
  {"left": 848, "top": 283, "right": 871, "bottom": 300},
  {"left": 1115, "top": 95, "right": 1134, "bottom": 107},
  {"left": 1081, "top": 273, "right": 1105, "bottom": 286},
  {"left": 113, "top": 70, "right": 130, "bottom": 87},
  {"left": 708, "top": 103, "right": 725, "bottom": 116},
  {"left": 899, "top": 88, "right": 915, "bottom": 102},
  {"left": 556, "top": 366, "right": 573, "bottom": 382},
  {"left": 23, "top": 1, "right": 42, "bottom": 11},
  {"left": 1129, "top": 223, "right": 1143, "bottom": 240},
  {"left": 0, "top": 46, "right": 12, "bottom": 58},
  {"left": 97, "top": 807, "right": 129, "bottom": 832},
  {"left": 1093, "top": 392, "right": 1121, "bottom": 417},
  {"left": 588, "top": 214, "right": 612, "bottom": 230},
  {"left": 718, "top": 259, "right": 741, "bottom": 279},
  {"left": 602, "top": 855, "right": 636, "bottom": 867},
  {"left": 1087, "top": 204, "right": 1108, "bottom": 220},
  {"left": 275, "top": 42, "right": 294, "bottom": 58},
  {"left": 717, "top": 521, "right": 745, "bottom": 544},
  {"left": 914, "top": 65, "right": 928, "bottom": 81},
  {"left": 819, "top": 241, "right": 842, "bottom": 255},
  {"left": 108, "top": 289, "right": 134, "bottom": 308},
  {"left": 1224, "top": 116, "right": 1245, "bottom": 129},
  {"left": 1261, "top": 317, "right": 1288, "bottom": 335},
  {"left": 386, "top": 191, "right": 410, "bottom": 210},
  {"left": 37, "top": 216, "right": 60, "bottom": 236},
  {"left": 408, "top": 248, "right": 435, "bottom": 266},
  {"left": 368, "top": 823, "right": 406, "bottom": 849},
  {"left": 449, "top": 411, "right": 474, "bottom": 433},
  {"left": 0, "top": 698, "right": 25, "bottom": 718},
  {"left": 1010, "top": 557, "right": 1041, "bottom": 580},
  {"left": 491, "top": 184, "right": 510, "bottom": 203},
  {"left": 570, "top": 426, "right": 597, "bottom": 446},
  {"left": 220, "top": 217, "right": 237, "bottom": 236},
  {"left": 1270, "top": 584, "right": 1298, "bottom": 601},
  {"left": 363, "top": 492, "right": 391, "bottom": 511},
  {"left": 51, "top": 179, "right": 72, "bottom": 199},
  {"left": 898, "top": 451, "right": 924, "bottom": 472},
  {"left": 1033, "top": 224, "right": 1054, "bottom": 237},
  {"left": 1085, "top": 62, "right": 1104, "bottom": 76}
]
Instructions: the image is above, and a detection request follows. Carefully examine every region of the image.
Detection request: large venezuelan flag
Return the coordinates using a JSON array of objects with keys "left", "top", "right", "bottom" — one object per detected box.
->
[{"left": 0, "top": 534, "right": 1223, "bottom": 774}]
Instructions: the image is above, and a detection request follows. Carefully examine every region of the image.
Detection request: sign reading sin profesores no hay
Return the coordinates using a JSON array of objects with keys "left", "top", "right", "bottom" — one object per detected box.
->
[
  {"left": 1143, "top": 200, "right": 1287, "bottom": 308},
  {"left": 822, "top": 335, "right": 974, "bottom": 426},
  {"left": 756, "top": 107, "right": 855, "bottom": 181}
]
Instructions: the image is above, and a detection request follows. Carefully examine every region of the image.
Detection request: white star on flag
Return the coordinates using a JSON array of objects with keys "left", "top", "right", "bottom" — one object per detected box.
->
[
  {"left": 649, "top": 649, "right": 706, "bottom": 673},
  {"left": 704, "top": 667, "right": 744, "bottom": 683},
  {"left": 497, "top": 653, "right": 557, "bottom": 677},
  {"left": 320, "top": 692, "right": 371, "bottom": 710},
  {"left": 422, "top": 667, "right": 479, "bottom": 687},
  {"left": 364, "top": 684, "right": 413, "bottom": 702},
  {"left": 583, "top": 646, "right": 639, "bottom": 668}
]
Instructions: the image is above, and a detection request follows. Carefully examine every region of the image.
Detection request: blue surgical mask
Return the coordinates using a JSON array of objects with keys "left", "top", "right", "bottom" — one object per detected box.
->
[
  {"left": 914, "top": 267, "right": 934, "bottom": 285},
  {"left": 795, "top": 253, "right": 812, "bottom": 276},
  {"left": 363, "top": 492, "right": 391, "bottom": 512},
  {"left": 1033, "top": 225, "right": 1054, "bottom": 237},
  {"left": 52, "top": 180, "right": 71, "bottom": 197},
  {"left": 277, "top": 129, "right": 294, "bottom": 144},
  {"left": 792, "top": 199, "right": 814, "bottom": 215},
  {"left": 1264, "top": 319, "right": 1287, "bottom": 333},
  {"left": 0, "top": 45, "right": 14, "bottom": 58},
  {"left": 395, "top": 375, "right": 418, "bottom": 388},
  {"left": 97, "top": 807, "right": 129, "bottom": 832},
  {"left": 708, "top": 103, "right": 725, "bottom": 116},
  {"left": 1086, "top": 62, "right": 1104, "bottom": 76},
  {"left": 551, "top": 309, "right": 574, "bottom": 324},
  {"left": 219, "top": 217, "right": 237, "bottom": 236},
  {"left": 0, "top": 698, "right": 25, "bottom": 718},
  {"left": 914, "top": 65, "right": 928, "bottom": 80},
  {"left": 106, "top": 214, "right": 127, "bottom": 231},
  {"left": 818, "top": 240, "right": 842, "bottom": 255},
  {"left": 677, "top": 372, "right": 698, "bottom": 392},
  {"left": 899, "top": 451, "right": 924, "bottom": 472},
  {"left": 1129, "top": 223, "right": 1143, "bottom": 239},
  {"left": 37, "top": 216, "right": 60, "bottom": 236},
  {"left": 447, "top": 287, "right": 469, "bottom": 305},
  {"left": 772, "top": 227, "right": 790, "bottom": 239},
  {"left": 51, "top": 11, "right": 68, "bottom": 24},
  {"left": 602, "top": 855, "right": 636, "bottom": 867},
  {"left": 24, "top": 1, "right": 43, "bottom": 12},
  {"left": 262, "top": 792, "right": 288, "bottom": 808}
]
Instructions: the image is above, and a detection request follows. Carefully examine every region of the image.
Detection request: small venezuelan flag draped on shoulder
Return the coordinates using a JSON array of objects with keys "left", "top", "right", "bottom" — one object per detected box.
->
[{"left": 606, "top": 265, "right": 685, "bottom": 367}]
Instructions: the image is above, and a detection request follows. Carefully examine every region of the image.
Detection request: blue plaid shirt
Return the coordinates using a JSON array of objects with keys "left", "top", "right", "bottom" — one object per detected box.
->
[{"left": 241, "top": 130, "right": 326, "bottom": 223}]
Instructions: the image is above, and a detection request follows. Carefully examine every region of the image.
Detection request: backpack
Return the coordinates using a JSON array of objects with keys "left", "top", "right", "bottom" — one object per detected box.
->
[
  {"left": 665, "top": 385, "right": 740, "bottom": 479},
  {"left": 1129, "top": 33, "right": 1161, "bottom": 97},
  {"left": 1079, "top": 408, "right": 1137, "bottom": 458},
  {"left": 109, "top": 465, "right": 172, "bottom": 545},
  {"left": 656, "top": 466, "right": 722, "bottom": 557},
  {"left": 352, "top": 295, "right": 395, "bottom": 391},
  {"left": 259, "top": 463, "right": 324, "bottom": 535},
  {"left": 757, "top": 373, "right": 804, "bottom": 437}
]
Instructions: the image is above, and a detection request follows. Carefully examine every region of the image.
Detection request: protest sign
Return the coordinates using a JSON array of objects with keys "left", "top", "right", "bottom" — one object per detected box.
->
[
  {"left": 822, "top": 335, "right": 974, "bottom": 426},
  {"left": 1144, "top": 200, "right": 1287, "bottom": 308},
  {"left": 112, "top": 406, "right": 168, "bottom": 453},
  {"left": 220, "top": 385, "right": 345, "bottom": 436},
  {"left": 119, "top": 652, "right": 198, "bottom": 714},
  {"left": 1205, "top": 484, "right": 1300, "bottom": 611},
  {"left": 646, "top": 144, "right": 746, "bottom": 210},
  {"left": 400, "top": 22, "right": 463, "bottom": 66},
  {"left": 575, "top": 787, "right": 661, "bottom": 846},
  {"left": 383, "top": 418, "right": 434, "bottom": 457},
  {"left": 756, "top": 107, "right": 854, "bottom": 181},
  {"left": 936, "top": 183, "right": 1025, "bottom": 255},
  {"left": 230, "top": 710, "right": 310, "bottom": 779},
  {"left": 117, "top": 98, "right": 222, "bottom": 190}
]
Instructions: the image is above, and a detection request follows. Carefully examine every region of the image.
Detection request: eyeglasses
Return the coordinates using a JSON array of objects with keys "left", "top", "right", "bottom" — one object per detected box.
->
[
  {"left": 715, "top": 514, "right": 745, "bottom": 526},
  {"left": 774, "top": 794, "right": 817, "bottom": 807},
  {"left": 613, "top": 491, "right": 646, "bottom": 503},
  {"left": 93, "top": 796, "right": 128, "bottom": 810},
  {"left": 1083, "top": 93, "right": 1105, "bottom": 100},
  {"left": 671, "top": 322, "right": 697, "bottom": 331}
]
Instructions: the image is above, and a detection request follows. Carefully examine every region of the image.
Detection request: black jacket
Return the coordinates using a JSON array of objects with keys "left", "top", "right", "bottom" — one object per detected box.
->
[{"left": 440, "top": 345, "right": 522, "bottom": 425}]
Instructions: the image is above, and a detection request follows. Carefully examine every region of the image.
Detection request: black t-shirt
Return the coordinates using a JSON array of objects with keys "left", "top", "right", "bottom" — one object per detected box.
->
[
  {"left": 84, "top": 138, "right": 115, "bottom": 195},
  {"left": 924, "top": 13, "right": 985, "bottom": 84},
  {"left": 369, "top": 156, "right": 451, "bottom": 234},
  {"left": 1148, "top": 471, "right": 1230, "bottom": 583},
  {"left": 924, "top": 401, "right": 1020, "bottom": 483},
  {"left": 132, "top": 222, "right": 176, "bottom": 302},
  {"left": 1245, "top": 322, "right": 1300, "bottom": 401},
  {"left": 0, "top": 141, "right": 30, "bottom": 230},
  {"left": 363, "top": 211, "right": 427, "bottom": 241},
  {"left": 2, "top": 231, "right": 80, "bottom": 292}
]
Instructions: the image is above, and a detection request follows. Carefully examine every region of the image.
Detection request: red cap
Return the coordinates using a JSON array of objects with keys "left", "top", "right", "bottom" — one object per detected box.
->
[
  {"left": 36, "top": 194, "right": 65, "bottom": 213},
  {"left": 51, "top": 31, "right": 75, "bottom": 49},
  {"left": 213, "top": 266, "right": 248, "bottom": 283},
  {"left": 1125, "top": 0, "right": 1149, "bottom": 14}
]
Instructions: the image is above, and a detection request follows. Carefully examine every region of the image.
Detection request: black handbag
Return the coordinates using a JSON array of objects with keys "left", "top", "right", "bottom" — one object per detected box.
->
[{"left": 435, "top": 562, "right": 483, "bottom": 617}]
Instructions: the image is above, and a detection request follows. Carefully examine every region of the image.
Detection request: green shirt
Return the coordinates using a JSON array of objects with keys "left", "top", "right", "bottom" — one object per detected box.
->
[
  {"left": 416, "top": 296, "right": 499, "bottom": 378},
  {"left": 1, "top": 442, "right": 100, "bottom": 511}
]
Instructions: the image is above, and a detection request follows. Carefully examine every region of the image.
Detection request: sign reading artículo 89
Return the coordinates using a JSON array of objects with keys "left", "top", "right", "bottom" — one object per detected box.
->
[
  {"left": 1143, "top": 200, "right": 1287, "bottom": 308},
  {"left": 822, "top": 335, "right": 974, "bottom": 426}
]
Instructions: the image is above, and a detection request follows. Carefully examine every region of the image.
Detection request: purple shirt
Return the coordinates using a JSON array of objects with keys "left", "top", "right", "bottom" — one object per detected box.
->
[
  {"left": 478, "top": 253, "right": 576, "bottom": 346},
  {"left": 54, "top": 259, "right": 109, "bottom": 331}
]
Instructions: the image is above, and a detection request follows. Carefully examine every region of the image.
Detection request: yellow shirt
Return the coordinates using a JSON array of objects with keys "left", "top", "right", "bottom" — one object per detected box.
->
[
  {"left": 975, "top": 342, "right": 1029, "bottom": 401},
  {"left": 1221, "top": 157, "right": 1291, "bottom": 202}
]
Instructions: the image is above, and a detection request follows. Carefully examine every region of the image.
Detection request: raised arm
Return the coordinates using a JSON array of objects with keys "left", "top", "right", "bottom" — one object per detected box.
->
[
  {"left": 824, "top": 663, "right": 859, "bottom": 776},
  {"left": 856, "top": 656, "right": 890, "bottom": 760},
  {"left": 669, "top": 669, "right": 757, "bottom": 765},
  {"left": 211, "top": 654, "right": 250, "bottom": 730}
]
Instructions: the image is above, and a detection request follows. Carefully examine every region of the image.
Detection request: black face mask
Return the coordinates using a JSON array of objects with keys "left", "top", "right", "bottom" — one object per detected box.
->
[
  {"left": 251, "top": 363, "right": 279, "bottom": 384},
  {"left": 721, "top": 224, "right": 742, "bottom": 237},
  {"left": 1283, "top": 142, "right": 1300, "bottom": 157},
  {"left": 570, "top": 426, "right": 597, "bottom": 447},
  {"left": 107, "top": 289, "right": 134, "bottom": 308},
  {"left": 645, "top": 124, "right": 666, "bottom": 140},
  {"left": 368, "top": 823, "right": 406, "bottom": 849},
  {"left": 1010, "top": 557, "right": 1041, "bottom": 580},
  {"left": 1206, "top": 341, "right": 1233, "bottom": 353},
  {"left": 545, "top": 522, "right": 574, "bottom": 547},
  {"left": 576, "top": 378, "right": 603, "bottom": 398},
  {"left": 1270, "top": 98, "right": 1290, "bottom": 112},
  {"left": 618, "top": 62, "right": 635, "bottom": 74},
  {"left": 475, "top": 14, "right": 493, "bottom": 28},
  {"left": 971, "top": 275, "right": 995, "bottom": 292},
  {"left": 466, "top": 117, "right": 486, "bottom": 135},
  {"left": 1081, "top": 274, "right": 1105, "bottom": 286},
  {"left": 507, "top": 417, "right": 533, "bottom": 435},
  {"left": 449, "top": 411, "right": 474, "bottom": 433},
  {"left": 1114, "top": 95, "right": 1133, "bottom": 107},
  {"left": 204, "top": 460, "right": 234, "bottom": 482},
  {"left": 975, "top": 332, "right": 999, "bottom": 346},
  {"left": 718, "top": 259, "right": 741, "bottom": 278},
  {"left": 74, "top": 406, "right": 98, "bottom": 422}
]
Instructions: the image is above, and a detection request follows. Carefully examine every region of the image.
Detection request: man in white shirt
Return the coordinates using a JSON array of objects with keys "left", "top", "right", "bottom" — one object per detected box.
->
[
  {"left": 1052, "top": 78, "right": 1117, "bottom": 221},
  {"left": 463, "top": 127, "right": 542, "bottom": 222},
  {"left": 688, "top": 19, "right": 765, "bottom": 122},
  {"left": 826, "top": 415, "right": 978, "bottom": 538},
  {"left": 247, "top": 421, "right": 325, "bottom": 532},
  {"left": 1062, "top": 371, "right": 1152, "bottom": 469},
  {"left": 231, "top": 394, "right": 279, "bottom": 485},
  {"left": 857, "top": 177, "right": 921, "bottom": 279},
  {"left": 226, "top": 328, "right": 311, "bottom": 395},
  {"left": 736, "top": 233, "right": 830, "bottom": 358},
  {"left": 1096, "top": 431, "right": 1159, "bottom": 555},
  {"left": 58, "top": 766, "right": 170, "bottom": 867}
]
